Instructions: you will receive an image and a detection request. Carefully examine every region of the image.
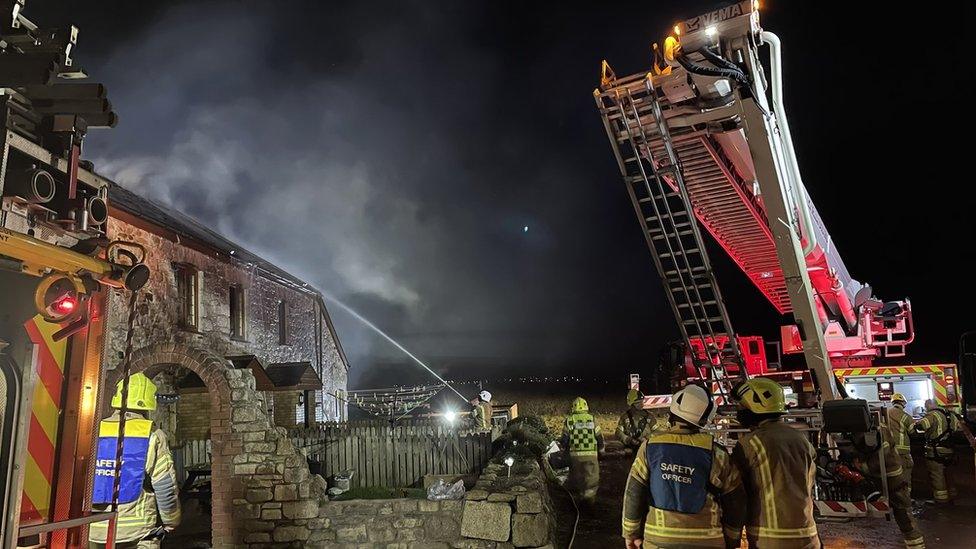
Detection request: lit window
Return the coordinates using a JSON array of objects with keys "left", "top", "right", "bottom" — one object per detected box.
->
[
  {"left": 229, "top": 285, "right": 246, "bottom": 340},
  {"left": 277, "top": 300, "right": 290, "bottom": 345},
  {"left": 174, "top": 264, "right": 201, "bottom": 331}
]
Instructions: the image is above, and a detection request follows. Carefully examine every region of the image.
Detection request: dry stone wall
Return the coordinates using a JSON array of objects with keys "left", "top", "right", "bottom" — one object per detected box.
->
[{"left": 304, "top": 459, "right": 556, "bottom": 549}]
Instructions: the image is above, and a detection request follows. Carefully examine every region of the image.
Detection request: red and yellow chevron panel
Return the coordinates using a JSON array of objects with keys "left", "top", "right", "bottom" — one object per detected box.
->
[
  {"left": 833, "top": 364, "right": 958, "bottom": 405},
  {"left": 19, "top": 315, "right": 68, "bottom": 526}
]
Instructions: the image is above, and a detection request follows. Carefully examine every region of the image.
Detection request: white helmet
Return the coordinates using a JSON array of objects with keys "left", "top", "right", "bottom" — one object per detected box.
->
[
  {"left": 670, "top": 384, "right": 716, "bottom": 428},
  {"left": 479, "top": 390, "right": 492, "bottom": 402}
]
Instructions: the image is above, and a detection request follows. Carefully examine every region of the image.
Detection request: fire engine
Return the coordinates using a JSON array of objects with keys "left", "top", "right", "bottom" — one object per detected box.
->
[
  {"left": 1, "top": 1, "right": 147, "bottom": 546},
  {"left": 594, "top": 0, "right": 965, "bottom": 519}
]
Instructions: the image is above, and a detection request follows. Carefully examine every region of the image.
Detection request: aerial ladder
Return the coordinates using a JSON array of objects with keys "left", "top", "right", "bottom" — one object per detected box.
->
[
  {"left": 595, "top": 1, "right": 917, "bottom": 519},
  {"left": 594, "top": 0, "right": 914, "bottom": 404}
]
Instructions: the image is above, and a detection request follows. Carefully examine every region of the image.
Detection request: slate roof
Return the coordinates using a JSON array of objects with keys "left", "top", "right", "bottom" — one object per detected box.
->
[{"left": 106, "top": 180, "right": 349, "bottom": 370}]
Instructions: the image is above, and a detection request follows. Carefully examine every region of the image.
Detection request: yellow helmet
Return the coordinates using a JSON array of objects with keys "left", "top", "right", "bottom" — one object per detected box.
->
[
  {"left": 571, "top": 397, "right": 589, "bottom": 414},
  {"left": 111, "top": 372, "right": 157, "bottom": 411},
  {"left": 734, "top": 377, "right": 785, "bottom": 415},
  {"left": 890, "top": 392, "right": 906, "bottom": 404},
  {"left": 626, "top": 389, "right": 641, "bottom": 407}
]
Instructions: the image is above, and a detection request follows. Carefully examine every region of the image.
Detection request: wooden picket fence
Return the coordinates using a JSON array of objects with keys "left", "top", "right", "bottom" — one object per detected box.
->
[
  {"left": 290, "top": 421, "right": 494, "bottom": 489},
  {"left": 175, "top": 439, "right": 212, "bottom": 483},
  {"left": 173, "top": 421, "right": 494, "bottom": 489}
]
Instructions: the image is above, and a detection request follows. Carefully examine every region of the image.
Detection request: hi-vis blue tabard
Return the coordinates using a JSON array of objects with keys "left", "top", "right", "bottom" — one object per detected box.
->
[
  {"left": 92, "top": 418, "right": 153, "bottom": 504},
  {"left": 645, "top": 432, "right": 714, "bottom": 514}
]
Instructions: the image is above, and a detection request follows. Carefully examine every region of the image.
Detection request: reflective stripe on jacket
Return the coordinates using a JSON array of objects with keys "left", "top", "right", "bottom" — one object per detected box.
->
[
  {"left": 859, "top": 425, "right": 903, "bottom": 479},
  {"left": 732, "top": 419, "right": 820, "bottom": 548},
  {"left": 89, "top": 412, "right": 181, "bottom": 543},
  {"left": 615, "top": 407, "right": 651, "bottom": 448},
  {"left": 917, "top": 408, "right": 958, "bottom": 455},
  {"left": 887, "top": 404, "right": 914, "bottom": 454},
  {"left": 563, "top": 412, "right": 601, "bottom": 456},
  {"left": 622, "top": 424, "right": 745, "bottom": 547}
]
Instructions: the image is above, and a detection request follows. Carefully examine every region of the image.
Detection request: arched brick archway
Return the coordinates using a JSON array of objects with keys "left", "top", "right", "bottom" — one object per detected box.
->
[
  {"left": 118, "top": 343, "right": 238, "bottom": 545},
  {"left": 111, "top": 343, "right": 327, "bottom": 548}
]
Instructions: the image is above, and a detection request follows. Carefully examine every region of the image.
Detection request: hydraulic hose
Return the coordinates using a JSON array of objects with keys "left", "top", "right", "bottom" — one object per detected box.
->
[
  {"left": 676, "top": 53, "right": 750, "bottom": 88},
  {"left": 700, "top": 46, "right": 750, "bottom": 82},
  {"left": 760, "top": 30, "right": 818, "bottom": 258}
]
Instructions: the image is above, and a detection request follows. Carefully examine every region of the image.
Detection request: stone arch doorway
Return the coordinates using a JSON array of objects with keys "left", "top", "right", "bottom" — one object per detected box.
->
[
  {"left": 111, "top": 343, "right": 236, "bottom": 545},
  {"left": 108, "top": 343, "right": 326, "bottom": 548}
]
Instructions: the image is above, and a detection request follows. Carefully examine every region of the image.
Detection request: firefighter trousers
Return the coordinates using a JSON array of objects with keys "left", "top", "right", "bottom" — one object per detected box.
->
[
  {"left": 888, "top": 474, "right": 924, "bottom": 548},
  {"left": 925, "top": 455, "right": 956, "bottom": 503},
  {"left": 567, "top": 454, "right": 599, "bottom": 505}
]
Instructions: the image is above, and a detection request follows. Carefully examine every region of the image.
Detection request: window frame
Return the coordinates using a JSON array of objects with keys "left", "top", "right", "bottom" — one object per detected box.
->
[
  {"left": 277, "top": 299, "right": 290, "bottom": 345},
  {"left": 229, "top": 284, "right": 247, "bottom": 341},
  {"left": 174, "top": 263, "right": 201, "bottom": 332}
]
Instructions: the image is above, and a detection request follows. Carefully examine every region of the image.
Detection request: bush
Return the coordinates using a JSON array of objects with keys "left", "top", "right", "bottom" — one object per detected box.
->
[{"left": 493, "top": 415, "right": 553, "bottom": 460}]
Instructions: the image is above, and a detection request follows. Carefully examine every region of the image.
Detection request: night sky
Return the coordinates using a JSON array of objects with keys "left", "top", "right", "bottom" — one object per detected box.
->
[{"left": 30, "top": 1, "right": 974, "bottom": 387}]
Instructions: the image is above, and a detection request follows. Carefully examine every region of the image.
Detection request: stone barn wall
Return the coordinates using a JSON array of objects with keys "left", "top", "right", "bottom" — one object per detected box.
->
[{"left": 103, "top": 213, "right": 347, "bottom": 422}]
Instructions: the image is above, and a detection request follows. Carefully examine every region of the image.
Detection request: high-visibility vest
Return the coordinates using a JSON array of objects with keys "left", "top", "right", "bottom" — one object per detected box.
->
[
  {"left": 646, "top": 431, "right": 714, "bottom": 514},
  {"left": 565, "top": 412, "right": 598, "bottom": 456},
  {"left": 92, "top": 418, "right": 154, "bottom": 504}
]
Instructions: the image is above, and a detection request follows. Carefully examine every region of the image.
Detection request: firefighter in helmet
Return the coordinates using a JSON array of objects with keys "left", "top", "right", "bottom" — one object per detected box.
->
[
  {"left": 915, "top": 399, "right": 960, "bottom": 504},
  {"left": 89, "top": 373, "right": 180, "bottom": 548},
  {"left": 886, "top": 393, "right": 915, "bottom": 487},
  {"left": 560, "top": 397, "right": 605, "bottom": 506},
  {"left": 622, "top": 384, "right": 746, "bottom": 548},
  {"left": 470, "top": 390, "right": 493, "bottom": 431},
  {"left": 615, "top": 389, "right": 654, "bottom": 454},
  {"left": 847, "top": 415, "right": 925, "bottom": 549},
  {"left": 731, "top": 378, "right": 820, "bottom": 549}
]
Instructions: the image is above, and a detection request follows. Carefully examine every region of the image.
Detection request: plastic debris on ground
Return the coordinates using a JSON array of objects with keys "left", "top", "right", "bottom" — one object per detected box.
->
[{"left": 427, "top": 478, "right": 466, "bottom": 500}]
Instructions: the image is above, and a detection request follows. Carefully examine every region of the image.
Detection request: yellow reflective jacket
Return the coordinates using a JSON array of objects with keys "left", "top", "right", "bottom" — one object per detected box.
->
[
  {"left": 622, "top": 424, "right": 746, "bottom": 548},
  {"left": 916, "top": 408, "right": 958, "bottom": 450},
  {"left": 562, "top": 411, "right": 603, "bottom": 457},
  {"left": 89, "top": 412, "right": 181, "bottom": 543},
  {"left": 615, "top": 406, "right": 654, "bottom": 448},
  {"left": 857, "top": 425, "right": 903, "bottom": 480},
  {"left": 886, "top": 404, "right": 914, "bottom": 455},
  {"left": 471, "top": 401, "right": 492, "bottom": 430},
  {"left": 732, "top": 419, "right": 820, "bottom": 549}
]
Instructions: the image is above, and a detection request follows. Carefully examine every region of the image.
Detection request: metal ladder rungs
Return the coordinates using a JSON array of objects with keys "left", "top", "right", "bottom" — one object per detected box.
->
[
  {"left": 659, "top": 248, "right": 700, "bottom": 258},
  {"left": 677, "top": 301, "right": 717, "bottom": 309}
]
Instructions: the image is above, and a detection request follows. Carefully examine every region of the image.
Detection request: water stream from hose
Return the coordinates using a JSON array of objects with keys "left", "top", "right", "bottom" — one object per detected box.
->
[{"left": 322, "top": 293, "right": 467, "bottom": 401}]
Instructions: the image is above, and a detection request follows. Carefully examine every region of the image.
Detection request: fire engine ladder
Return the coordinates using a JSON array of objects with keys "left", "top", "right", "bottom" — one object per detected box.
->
[{"left": 595, "top": 68, "right": 745, "bottom": 389}]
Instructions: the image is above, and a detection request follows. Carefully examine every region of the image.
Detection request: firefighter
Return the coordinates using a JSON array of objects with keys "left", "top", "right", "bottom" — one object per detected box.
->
[
  {"left": 560, "top": 396, "right": 605, "bottom": 506},
  {"left": 915, "top": 399, "right": 959, "bottom": 504},
  {"left": 887, "top": 393, "right": 915, "bottom": 486},
  {"left": 470, "top": 390, "right": 493, "bottom": 431},
  {"left": 615, "top": 389, "right": 653, "bottom": 453},
  {"left": 731, "top": 378, "right": 820, "bottom": 549},
  {"left": 89, "top": 373, "right": 180, "bottom": 548},
  {"left": 622, "top": 384, "right": 746, "bottom": 549},
  {"left": 849, "top": 421, "right": 925, "bottom": 549}
]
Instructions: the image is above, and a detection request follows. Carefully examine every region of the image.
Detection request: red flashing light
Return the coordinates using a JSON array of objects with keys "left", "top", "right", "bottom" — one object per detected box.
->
[{"left": 53, "top": 295, "right": 78, "bottom": 314}]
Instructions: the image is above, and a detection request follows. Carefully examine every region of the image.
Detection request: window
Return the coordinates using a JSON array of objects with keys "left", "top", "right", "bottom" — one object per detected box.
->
[
  {"left": 277, "top": 300, "right": 290, "bottom": 345},
  {"left": 229, "top": 284, "right": 246, "bottom": 340},
  {"left": 174, "top": 264, "right": 201, "bottom": 331}
]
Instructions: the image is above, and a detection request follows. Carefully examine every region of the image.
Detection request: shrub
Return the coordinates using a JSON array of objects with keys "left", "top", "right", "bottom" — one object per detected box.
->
[{"left": 493, "top": 415, "right": 553, "bottom": 460}]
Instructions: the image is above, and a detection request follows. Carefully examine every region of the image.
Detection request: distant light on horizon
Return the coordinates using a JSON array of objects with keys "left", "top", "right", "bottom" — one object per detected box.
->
[{"left": 523, "top": 225, "right": 529, "bottom": 233}]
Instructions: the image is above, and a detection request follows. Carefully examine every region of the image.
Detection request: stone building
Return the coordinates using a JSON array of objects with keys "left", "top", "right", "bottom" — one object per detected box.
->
[
  {"left": 102, "top": 181, "right": 348, "bottom": 428},
  {"left": 92, "top": 180, "right": 350, "bottom": 545}
]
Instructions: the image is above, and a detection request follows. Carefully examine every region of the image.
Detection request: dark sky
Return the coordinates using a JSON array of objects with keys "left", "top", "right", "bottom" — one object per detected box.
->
[{"left": 30, "top": 1, "right": 975, "bottom": 387}]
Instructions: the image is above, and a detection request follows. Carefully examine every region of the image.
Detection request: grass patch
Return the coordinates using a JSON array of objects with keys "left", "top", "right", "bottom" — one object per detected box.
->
[{"left": 330, "top": 486, "right": 427, "bottom": 501}]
